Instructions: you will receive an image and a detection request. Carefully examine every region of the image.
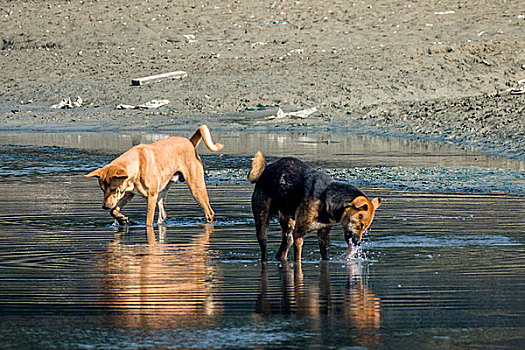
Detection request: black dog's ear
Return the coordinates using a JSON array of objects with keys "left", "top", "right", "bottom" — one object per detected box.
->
[
  {"left": 344, "top": 203, "right": 368, "bottom": 210},
  {"left": 371, "top": 197, "right": 382, "bottom": 210},
  {"left": 351, "top": 196, "right": 369, "bottom": 211}
]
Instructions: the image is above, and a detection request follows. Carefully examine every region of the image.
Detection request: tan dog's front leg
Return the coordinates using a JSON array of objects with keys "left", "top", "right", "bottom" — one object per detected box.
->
[
  {"left": 157, "top": 181, "right": 173, "bottom": 224},
  {"left": 110, "top": 192, "right": 134, "bottom": 225},
  {"left": 146, "top": 193, "right": 158, "bottom": 226}
]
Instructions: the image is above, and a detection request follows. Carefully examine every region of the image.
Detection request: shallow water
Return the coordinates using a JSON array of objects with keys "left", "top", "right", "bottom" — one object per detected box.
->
[
  {"left": 0, "top": 132, "right": 524, "bottom": 349},
  {"left": 1, "top": 131, "right": 524, "bottom": 193}
]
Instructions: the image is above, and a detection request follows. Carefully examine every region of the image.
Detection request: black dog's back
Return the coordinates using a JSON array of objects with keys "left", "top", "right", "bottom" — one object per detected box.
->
[
  {"left": 255, "top": 157, "right": 309, "bottom": 216},
  {"left": 255, "top": 157, "right": 337, "bottom": 217}
]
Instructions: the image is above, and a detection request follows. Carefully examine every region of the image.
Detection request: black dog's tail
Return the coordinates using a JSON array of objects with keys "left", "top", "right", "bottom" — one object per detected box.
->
[{"left": 248, "top": 151, "right": 266, "bottom": 183}]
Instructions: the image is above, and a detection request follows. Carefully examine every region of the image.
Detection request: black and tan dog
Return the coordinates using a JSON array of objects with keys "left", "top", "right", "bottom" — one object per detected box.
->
[{"left": 248, "top": 152, "right": 381, "bottom": 261}]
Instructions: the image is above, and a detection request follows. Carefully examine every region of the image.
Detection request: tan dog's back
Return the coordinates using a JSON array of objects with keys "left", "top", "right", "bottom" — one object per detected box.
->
[{"left": 129, "top": 137, "right": 197, "bottom": 186}]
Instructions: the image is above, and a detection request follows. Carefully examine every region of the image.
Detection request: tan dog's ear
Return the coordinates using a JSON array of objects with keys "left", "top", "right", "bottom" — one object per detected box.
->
[
  {"left": 351, "top": 196, "right": 369, "bottom": 211},
  {"left": 85, "top": 168, "right": 103, "bottom": 178},
  {"left": 371, "top": 197, "right": 382, "bottom": 210},
  {"left": 110, "top": 167, "right": 128, "bottom": 179}
]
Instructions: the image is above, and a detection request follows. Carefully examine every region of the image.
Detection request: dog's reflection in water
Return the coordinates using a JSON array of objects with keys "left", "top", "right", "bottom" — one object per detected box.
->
[
  {"left": 256, "top": 260, "right": 381, "bottom": 346},
  {"left": 101, "top": 225, "right": 221, "bottom": 328},
  {"left": 343, "top": 262, "right": 381, "bottom": 330}
]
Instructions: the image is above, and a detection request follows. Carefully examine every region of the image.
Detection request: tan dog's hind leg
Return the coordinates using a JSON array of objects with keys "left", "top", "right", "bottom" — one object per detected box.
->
[
  {"left": 110, "top": 192, "right": 134, "bottom": 225},
  {"left": 185, "top": 162, "right": 214, "bottom": 223},
  {"left": 157, "top": 182, "right": 173, "bottom": 224}
]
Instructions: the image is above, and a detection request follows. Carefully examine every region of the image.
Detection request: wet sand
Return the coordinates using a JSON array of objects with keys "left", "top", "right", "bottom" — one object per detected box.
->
[{"left": 1, "top": 0, "right": 524, "bottom": 158}]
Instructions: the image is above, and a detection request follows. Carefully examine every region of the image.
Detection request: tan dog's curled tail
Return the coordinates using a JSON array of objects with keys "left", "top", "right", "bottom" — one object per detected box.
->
[
  {"left": 248, "top": 151, "right": 266, "bottom": 183},
  {"left": 189, "top": 125, "right": 224, "bottom": 152}
]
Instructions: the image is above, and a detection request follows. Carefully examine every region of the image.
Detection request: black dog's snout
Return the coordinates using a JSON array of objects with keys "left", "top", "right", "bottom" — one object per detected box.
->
[
  {"left": 344, "top": 231, "right": 361, "bottom": 246},
  {"left": 102, "top": 204, "right": 110, "bottom": 210}
]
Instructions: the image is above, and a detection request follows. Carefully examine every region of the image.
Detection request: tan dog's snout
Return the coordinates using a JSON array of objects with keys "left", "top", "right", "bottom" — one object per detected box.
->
[
  {"left": 101, "top": 194, "right": 119, "bottom": 210},
  {"left": 85, "top": 166, "right": 130, "bottom": 211},
  {"left": 101, "top": 182, "right": 131, "bottom": 210}
]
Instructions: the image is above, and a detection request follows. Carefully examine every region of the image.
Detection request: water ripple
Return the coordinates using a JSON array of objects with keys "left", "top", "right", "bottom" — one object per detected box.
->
[
  {"left": 1, "top": 144, "right": 524, "bottom": 194},
  {"left": 360, "top": 234, "right": 521, "bottom": 248}
]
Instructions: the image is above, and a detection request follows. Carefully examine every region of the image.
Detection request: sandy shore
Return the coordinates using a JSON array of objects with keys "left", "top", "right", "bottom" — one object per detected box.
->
[{"left": 1, "top": 0, "right": 524, "bottom": 158}]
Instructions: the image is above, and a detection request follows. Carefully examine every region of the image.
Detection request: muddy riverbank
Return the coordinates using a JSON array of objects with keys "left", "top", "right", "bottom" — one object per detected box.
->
[{"left": 1, "top": 0, "right": 524, "bottom": 159}]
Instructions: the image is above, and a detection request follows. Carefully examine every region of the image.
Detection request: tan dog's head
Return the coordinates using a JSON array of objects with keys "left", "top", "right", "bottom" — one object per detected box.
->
[
  {"left": 85, "top": 164, "right": 134, "bottom": 210},
  {"left": 341, "top": 196, "right": 382, "bottom": 252}
]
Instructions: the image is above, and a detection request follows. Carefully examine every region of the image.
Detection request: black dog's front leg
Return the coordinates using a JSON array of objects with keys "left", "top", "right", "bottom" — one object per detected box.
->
[{"left": 317, "top": 226, "right": 332, "bottom": 260}]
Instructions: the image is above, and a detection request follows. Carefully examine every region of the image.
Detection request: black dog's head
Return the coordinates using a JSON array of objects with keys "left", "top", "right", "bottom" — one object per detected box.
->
[
  {"left": 340, "top": 196, "right": 382, "bottom": 251},
  {"left": 324, "top": 183, "right": 382, "bottom": 251}
]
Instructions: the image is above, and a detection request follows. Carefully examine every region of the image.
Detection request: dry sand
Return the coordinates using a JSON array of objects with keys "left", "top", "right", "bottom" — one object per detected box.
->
[{"left": 1, "top": 0, "right": 524, "bottom": 158}]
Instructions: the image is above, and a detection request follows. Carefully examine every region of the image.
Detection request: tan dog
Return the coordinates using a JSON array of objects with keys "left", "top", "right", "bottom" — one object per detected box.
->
[{"left": 86, "top": 125, "right": 223, "bottom": 226}]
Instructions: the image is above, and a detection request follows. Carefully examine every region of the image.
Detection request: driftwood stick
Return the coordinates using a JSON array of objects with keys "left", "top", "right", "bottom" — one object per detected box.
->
[{"left": 131, "top": 71, "right": 187, "bottom": 86}]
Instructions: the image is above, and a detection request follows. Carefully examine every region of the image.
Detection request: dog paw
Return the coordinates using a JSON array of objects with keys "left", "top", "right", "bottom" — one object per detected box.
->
[{"left": 117, "top": 217, "right": 130, "bottom": 226}]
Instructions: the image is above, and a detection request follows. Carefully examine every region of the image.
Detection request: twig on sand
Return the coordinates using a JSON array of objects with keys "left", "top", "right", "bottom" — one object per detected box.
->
[
  {"left": 131, "top": 71, "right": 187, "bottom": 86},
  {"left": 117, "top": 99, "right": 170, "bottom": 110},
  {"left": 508, "top": 79, "right": 525, "bottom": 95},
  {"left": 267, "top": 107, "right": 318, "bottom": 120},
  {"left": 51, "top": 96, "right": 83, "bottom": 109}
]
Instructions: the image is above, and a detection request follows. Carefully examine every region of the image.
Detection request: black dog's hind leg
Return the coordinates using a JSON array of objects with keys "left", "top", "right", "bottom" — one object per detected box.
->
[
  {"left": 276, "top": 215, "right": 295, "bottom": 261},
  {"left": 252, "top": 192, "right": 272, "bottom": 261}
]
